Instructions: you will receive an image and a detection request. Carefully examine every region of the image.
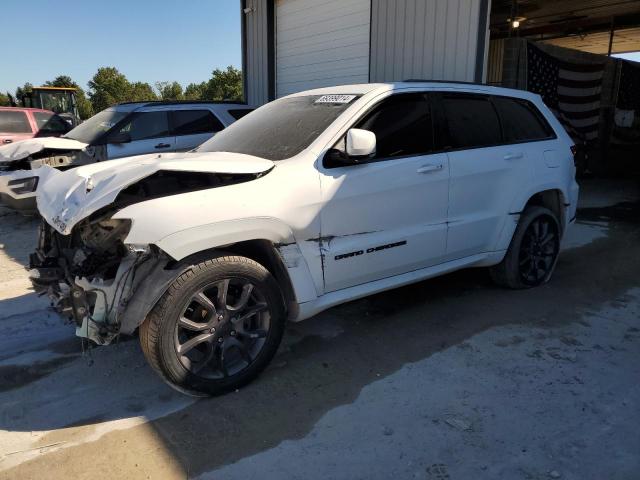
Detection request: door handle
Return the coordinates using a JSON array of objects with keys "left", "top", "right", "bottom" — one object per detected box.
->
[
  {"left": 503, "top": 152, "right": 524, "bottom": 161},
  {"left": 3, "top": 139, "right": 12, "bottom": 144},
  {"left": 154, "top": 143, "right": 171, "bottom": 149},
  {"left": 417, "top": 163, "right": 443, "bottom": 174}
]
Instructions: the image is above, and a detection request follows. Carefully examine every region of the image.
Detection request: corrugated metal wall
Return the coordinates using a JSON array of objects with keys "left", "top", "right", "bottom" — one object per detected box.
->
[
  {"left": 369, "top": 0, "right": 485, "bottom": 82},
  {"left": 487, "top": 39, "right": 505, "bottom": 85},
  {"left": 275, "top": 0, "right": 370, "bottom": 97},
  {"left": 244, "top": 0, "right": 270, "bottom": 105}
]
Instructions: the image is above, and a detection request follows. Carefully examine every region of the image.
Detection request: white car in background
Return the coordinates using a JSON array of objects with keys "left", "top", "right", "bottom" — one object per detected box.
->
[
  {"left": 0, "top": 101, "right": 253, "bottom": 212},
  {"left": 29, "top": 81, "right": 579, "bottom": 396}
]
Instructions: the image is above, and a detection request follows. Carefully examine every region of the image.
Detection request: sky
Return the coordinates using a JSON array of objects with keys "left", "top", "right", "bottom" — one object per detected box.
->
[
  {"left": 1, "top": 0, "right": 241, "bottom": 94},
  {"left": 613, "top": 52, "right": 640, "bottom": 62}
]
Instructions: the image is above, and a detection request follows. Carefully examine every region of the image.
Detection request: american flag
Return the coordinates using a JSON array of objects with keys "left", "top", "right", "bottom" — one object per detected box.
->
[{"left": 527, "top": 43, "right": 605, "bottom": 142}]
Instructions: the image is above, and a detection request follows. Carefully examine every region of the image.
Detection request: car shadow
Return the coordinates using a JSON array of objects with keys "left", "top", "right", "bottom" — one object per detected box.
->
[
  {"left": 0, "top": 196, "right": 638, "bottom": 478},
  {"left": 0, "top": 206, "right": 40, "bottom": 269}
]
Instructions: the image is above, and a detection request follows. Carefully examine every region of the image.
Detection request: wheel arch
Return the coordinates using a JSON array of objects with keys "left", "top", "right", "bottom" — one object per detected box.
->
[{"left": 521, "top": 188, "right": 567, "bottom": 233}]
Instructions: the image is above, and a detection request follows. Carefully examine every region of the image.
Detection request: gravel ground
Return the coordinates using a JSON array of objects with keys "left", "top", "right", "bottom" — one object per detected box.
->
[{"left": 0, "top": 178, "right": 638, "bottom": 480}]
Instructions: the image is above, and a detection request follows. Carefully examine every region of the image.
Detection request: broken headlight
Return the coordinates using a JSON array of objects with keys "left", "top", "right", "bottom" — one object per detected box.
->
[{"left": 8, "top": 175, "right": 39, "bottom": 194}]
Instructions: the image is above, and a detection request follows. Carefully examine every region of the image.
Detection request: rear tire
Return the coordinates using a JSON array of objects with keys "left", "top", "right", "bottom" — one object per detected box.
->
[
  {"left": 139, "top": 255, "right": 285, "bottom": 396},
  {"left": 490, "top": 206, "right": 561, "bottom": 289}
]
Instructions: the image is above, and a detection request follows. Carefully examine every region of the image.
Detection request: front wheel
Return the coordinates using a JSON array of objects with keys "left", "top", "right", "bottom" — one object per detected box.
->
[
  {"left": 490, "top": 206, "right": 561, "bottom": 289},
  {"left": 139, "top": 255, "right": 286, "bottom": 396}
]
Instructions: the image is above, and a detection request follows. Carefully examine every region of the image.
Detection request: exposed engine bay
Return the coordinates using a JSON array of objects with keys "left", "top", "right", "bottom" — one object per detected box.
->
[
  {"left": 0, "top": 145, "right": 106, "bottom": 172},
  {"left": 29, "top": 213, "right": 156, "bottom": 344},
  {"left": 29, "top": 169, "right": 263, "bottom": 344}
]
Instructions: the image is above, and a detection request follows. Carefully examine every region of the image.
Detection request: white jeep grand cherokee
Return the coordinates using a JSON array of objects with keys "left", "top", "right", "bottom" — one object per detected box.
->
[{"left": 30, "top": 82, "right": 579, "bottom": 395}]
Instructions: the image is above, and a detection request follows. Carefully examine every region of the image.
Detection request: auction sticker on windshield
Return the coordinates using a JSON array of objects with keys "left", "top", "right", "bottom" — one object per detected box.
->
[{"left": 315, "top": 95, "right": 357, "bottom": 104}]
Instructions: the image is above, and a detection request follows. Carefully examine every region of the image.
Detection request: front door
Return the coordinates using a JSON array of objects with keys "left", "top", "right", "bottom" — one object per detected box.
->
[
  {"left": 107, "top": 111, "right": 175, "bottom": 159},
  {"left": 318, "top": 93, "right": 450, "bottom": 293}
]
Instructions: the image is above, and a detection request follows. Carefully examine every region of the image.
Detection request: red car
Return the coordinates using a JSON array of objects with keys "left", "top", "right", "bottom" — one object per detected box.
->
[{"left": 0, "top": 107, "right": 70, "bottom": 146}]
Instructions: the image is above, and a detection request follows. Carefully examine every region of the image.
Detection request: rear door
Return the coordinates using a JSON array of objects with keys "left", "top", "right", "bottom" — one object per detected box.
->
[
  {"left": 106, "top": 110, "right": 175, "bottom": 159},
  {"left": 319, "top": 93, "right": 450, "bottom": 292},
  {"left": 171, "top": 109, "right": 225, "bottom": 151},
  {"left": 434, "top": 92, "right": 534, "bottom": 259},
  {"left": 0, "top": 110, "right": 34, "bottom": 145}
]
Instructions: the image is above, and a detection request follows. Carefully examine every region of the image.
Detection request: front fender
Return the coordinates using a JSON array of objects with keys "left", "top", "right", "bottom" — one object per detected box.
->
[{"left": 152, "top": 217, "right": 296, "bottom": 261}]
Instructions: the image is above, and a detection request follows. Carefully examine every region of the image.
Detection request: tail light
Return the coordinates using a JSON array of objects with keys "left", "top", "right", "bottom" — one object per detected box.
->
[{"left": 570, "top": 145, "right": 577, "bottom": 166}]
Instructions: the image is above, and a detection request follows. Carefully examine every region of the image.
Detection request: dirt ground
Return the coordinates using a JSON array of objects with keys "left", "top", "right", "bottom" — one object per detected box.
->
[{"left": 0, "top": 179, "right": 638, "bottom": 480}]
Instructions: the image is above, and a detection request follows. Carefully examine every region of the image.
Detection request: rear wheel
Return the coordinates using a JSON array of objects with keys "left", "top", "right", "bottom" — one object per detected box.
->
[
  {"left": 490, "top": 206, "right": 561, "bottom": 289},
  {"left": 139, "top": 255, "right": 285, "bottom": 396}
]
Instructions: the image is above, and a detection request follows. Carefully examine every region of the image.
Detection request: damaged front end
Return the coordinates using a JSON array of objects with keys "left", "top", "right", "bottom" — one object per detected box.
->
[{"left": 29, "top": 211, "right": 176, "bottom": 345}]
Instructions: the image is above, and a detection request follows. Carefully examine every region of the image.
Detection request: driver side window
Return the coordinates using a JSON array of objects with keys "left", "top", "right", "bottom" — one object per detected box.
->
[{"left": 356, "top": 93, "right": 434, "bottom": 160}]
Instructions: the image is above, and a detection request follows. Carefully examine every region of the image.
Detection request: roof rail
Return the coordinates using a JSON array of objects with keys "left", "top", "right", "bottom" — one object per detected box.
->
[
  {"left": 117, "top": 100, "right": 248, "bottom": 106},
  {"left": 402, "top": 79, "right": 487, "bottom": 86}
]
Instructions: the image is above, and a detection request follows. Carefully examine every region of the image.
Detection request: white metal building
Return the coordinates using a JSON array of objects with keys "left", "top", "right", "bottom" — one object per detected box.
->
[{"left": 241, "top": 0, "right": 491, "bottom": 105}]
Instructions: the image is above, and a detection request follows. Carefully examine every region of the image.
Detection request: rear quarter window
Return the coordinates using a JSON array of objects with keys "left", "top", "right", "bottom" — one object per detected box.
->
[
  {"left": 228, "top": 108, "right": 254, "bottom": 120},
  {"left": 172, "top": 110, "right": 224, "bottom": 135},
  {"left": 0, "top": 111, "right": 32, "bottom": 133},
  {"left": 492, "top": 96, "right": 555, "bottom": 143}
]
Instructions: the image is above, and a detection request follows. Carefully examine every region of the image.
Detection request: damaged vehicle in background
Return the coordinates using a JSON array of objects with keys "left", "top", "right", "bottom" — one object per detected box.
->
[
  {"left": 30, "top": 82, "right": 579, "bottom": 396},
  {"left": 0, "top": 101, "right": 253, "bottom": 212}
]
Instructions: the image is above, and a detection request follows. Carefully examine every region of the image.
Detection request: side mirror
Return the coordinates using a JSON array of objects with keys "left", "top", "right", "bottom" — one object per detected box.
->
[
  {"left": 109, "top": 132, "right": 131, "bottom": 144},
  {"left": 346, "top": 128, "right": 376, "bottom": 158}
]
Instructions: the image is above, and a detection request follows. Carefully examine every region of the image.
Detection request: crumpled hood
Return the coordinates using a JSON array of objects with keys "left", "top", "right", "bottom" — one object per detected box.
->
[
  {"left": 0, "top": 137, "right": 87, "bottom": 162},
  {"left": 37, "top": 151, "right": 274, "bottom": 235}
]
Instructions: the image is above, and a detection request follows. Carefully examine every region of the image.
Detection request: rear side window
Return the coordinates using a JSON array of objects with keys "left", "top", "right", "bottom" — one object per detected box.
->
[
  {"left": 442, "top": 94, "right": 501, "bottom": 149},
  {"left": 0, "top": 111, "right": 31, "bottom": 133},
  {"left": 356, "top": 93, "right": 433, "bottom": 159},
  {"left": 492, "top": 96, "right": 554, "bottom": 143},
  {"left": 172, "top": 110, "right": 224, "bottom": 135},
  {"left": 33, "top": 112, "right": 68, "bottom": 134},
  {"left": 116, "top": 111, "right": 170, "bottom": 141},
  {"left": 228, "top": 109, "right": 253, "bottom": 120}
]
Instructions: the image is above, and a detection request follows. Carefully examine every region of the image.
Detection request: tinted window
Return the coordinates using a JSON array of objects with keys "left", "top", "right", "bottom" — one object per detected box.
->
[
  {"left": 228, "top": 108, "right": 253, "bottom": 120},
  {"left": 492, "top": 96, "right": 554, "bottom": 142},
  {"left": 33, "top": 112, "right": 69, "bottom": 134},
  {"left": 116, "top": 111, "right": 170, "bottom": 141},
  {"left": 0, "top": 111, "right": 31, "bottom": 133},
  {"left": 442, "top": 94, "right": 501, "bottom": 149},
  {"left": 199, "top": 95, "right": 359, "bottom": 161},
  {"left": 356, "top": 93, "right": 433, "bottom": 159},
  {"left": 172, "top": 110, "right": 224, "bottom": 136}
]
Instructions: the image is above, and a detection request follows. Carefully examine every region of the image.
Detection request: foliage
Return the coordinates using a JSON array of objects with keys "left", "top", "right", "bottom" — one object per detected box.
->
[
  {"left": 15, "top": 82, "right": 33, "bottom": 100},
  {"left": 184, "top": 82, "right": 207, "bottom": 100},
  {"left": 129, "top": 81, "right": 158, "bottom": 102},
  {"left": 10, "top": 64, "right": 244, "bottom": 117},
  {"left": 0, "top": 92, "right": 11, "bottom": 106},
  {"left": 202, "top": 66, "right": 243, "bottom": 101},
  {"left": 156, "top": 81, "right": 184, "bottom": 100}
]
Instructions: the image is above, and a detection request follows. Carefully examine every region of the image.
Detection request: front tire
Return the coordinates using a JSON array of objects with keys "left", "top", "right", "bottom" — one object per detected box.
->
[
  {"left": 139, "top": 255, "right": 285, "bottom": 396},
  {"left": 490, "top": 206, "right": 561, "bottom": 289}
]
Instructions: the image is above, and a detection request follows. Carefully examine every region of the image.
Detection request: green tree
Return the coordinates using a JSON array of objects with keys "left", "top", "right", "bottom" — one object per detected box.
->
[
  {"left": 156, "top": 81, "right": 184, "bottom": 100},
  {"left": 184, "top": 82, "right": 207, "bottom": 100},
  {"left": 202, "top": 66, "right": 243, "bottom": 101},
  {"left": 15, "top": 82, "right": 33, "bottom": 101},
  {"left": 129, "top": 81, "right": 158, "bottom": 102},
  {"left": 44, "top": 75, "right": 93, "bottom": 119},
  {"left": 88, "top": 67, "right": 132, "bottom": 112},
  {"left": 0, "top": 92, "right": 10, "bottom": 106}
]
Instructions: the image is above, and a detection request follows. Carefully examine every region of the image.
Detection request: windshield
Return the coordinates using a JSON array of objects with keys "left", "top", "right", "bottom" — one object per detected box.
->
[
  {"left": 64, "top": 109, "right": 128, "bottom": 144},
  {"left": 197, "top": 95, "right": 360, "bottom": 160}
]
